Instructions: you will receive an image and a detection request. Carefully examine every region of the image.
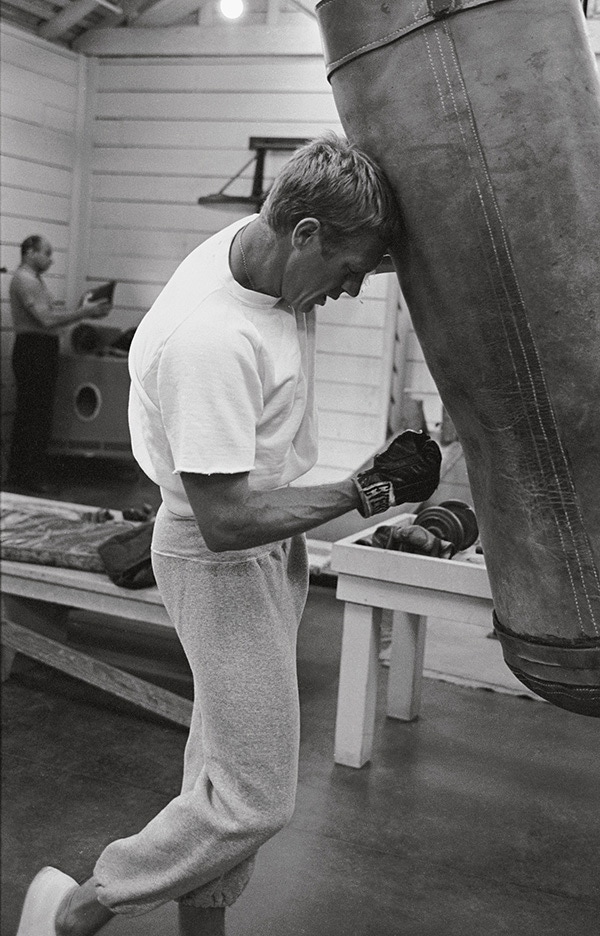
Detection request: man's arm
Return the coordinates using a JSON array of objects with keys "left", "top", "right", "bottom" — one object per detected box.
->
[
  {"left": 181, "top": 430, "right": 442, "bottom": 552},
  {"left": 48, "top": 293, "right": 111, "bottom": 327},
  {"left": 15, "top": 276, "right": 110, "bottom": 329},
  {"left": 181, "top": 471, "right": 360, "bottom": 552}
]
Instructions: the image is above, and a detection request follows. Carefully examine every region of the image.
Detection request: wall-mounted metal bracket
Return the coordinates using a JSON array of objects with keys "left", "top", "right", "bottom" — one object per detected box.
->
[{"left": 197, "top": 137, "right": 311, "bottom": 209}]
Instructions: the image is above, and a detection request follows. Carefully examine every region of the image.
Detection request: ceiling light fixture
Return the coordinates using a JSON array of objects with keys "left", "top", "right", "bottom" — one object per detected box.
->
[{"left": 219, "top": 0, "right": 244, "bottom": 19}]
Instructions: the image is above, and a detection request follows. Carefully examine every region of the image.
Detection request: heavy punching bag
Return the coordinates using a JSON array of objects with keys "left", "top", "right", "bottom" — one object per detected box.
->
[{"left": 316, "top": 0, "right": 600, "bottom": 715}]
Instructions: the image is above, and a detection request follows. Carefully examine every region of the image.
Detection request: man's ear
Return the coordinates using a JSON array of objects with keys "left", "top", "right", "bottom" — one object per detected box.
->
[{"left": 290, "top": 218, "right": 321, "bottom": 250}]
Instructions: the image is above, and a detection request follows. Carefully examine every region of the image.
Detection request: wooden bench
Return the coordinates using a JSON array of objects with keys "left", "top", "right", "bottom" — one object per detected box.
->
[
  {"left": 1, "top": 560, "right": 195, "bottom": 726},
  {"left": 0, "top": 491, "right": 194, "bottom": 727},
  {"left": 331, "top": 521, "right": 493, "bottom": 768}
]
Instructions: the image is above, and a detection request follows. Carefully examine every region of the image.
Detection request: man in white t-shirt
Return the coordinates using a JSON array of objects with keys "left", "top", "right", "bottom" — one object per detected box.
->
[{"left": 17, "top": 136, "right": 441, "bottom": 936}]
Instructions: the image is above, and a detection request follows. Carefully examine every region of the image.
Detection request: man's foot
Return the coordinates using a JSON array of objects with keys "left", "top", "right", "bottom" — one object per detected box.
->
[
  {"left": 54, "top": 876, "right": 116, "bottom": 935},
  {"left": 16, "top": 867, "right": 78, "bottom": 935}
]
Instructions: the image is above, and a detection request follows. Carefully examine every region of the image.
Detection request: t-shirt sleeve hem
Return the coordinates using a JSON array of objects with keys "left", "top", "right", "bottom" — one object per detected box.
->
[{"left": 173, "top": 461, "right": 255, "bottom": 476}]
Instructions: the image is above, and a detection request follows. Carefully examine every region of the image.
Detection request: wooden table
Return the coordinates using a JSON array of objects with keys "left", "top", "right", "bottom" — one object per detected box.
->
[{"left": 331, "top": 521, "right": 493, "bottom": 767}]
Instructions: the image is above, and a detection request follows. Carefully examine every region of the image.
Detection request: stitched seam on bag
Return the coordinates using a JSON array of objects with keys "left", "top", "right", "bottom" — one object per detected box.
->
[
  {"left": 441, "top": 27, "right": 599, "bottom": 634},
  {"left": 422, "top": 19, "right": 599, "bottom": 636},
  {"left": 434, "top": 25, "right": 590, "bottom": 634},
  {"left": 445, "top": 22, "right": 599, "bottom": 635}
]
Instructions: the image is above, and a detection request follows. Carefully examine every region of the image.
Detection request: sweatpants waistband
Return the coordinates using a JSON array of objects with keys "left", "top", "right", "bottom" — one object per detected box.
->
[{"left": 152, "top": 502, "right": 290, "bottom": 563}]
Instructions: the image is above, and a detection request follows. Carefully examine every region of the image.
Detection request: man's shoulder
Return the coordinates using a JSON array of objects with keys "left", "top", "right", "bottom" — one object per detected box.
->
[
  {"left": 11, "top": 265, "right": 43, "bottom": 293},
  {"left": 132, "top": 286, "right": 256, "bottom": 367},
  {"left": 171, "top": 291, "right": 261, "bottom": 346},
  {"left": 11, "top": 265, "right": 36, "bottom": 285}
]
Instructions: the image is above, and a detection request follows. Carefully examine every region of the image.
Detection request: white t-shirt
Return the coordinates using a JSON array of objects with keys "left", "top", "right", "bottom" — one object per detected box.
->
[{"left": 128, "top": 216, "right": 318, "bottom": 516}]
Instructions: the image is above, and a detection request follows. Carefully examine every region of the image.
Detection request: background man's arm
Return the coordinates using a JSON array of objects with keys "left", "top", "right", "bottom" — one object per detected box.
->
[{"left": 15, "top": 277, "right": 110, "bottom": 329}]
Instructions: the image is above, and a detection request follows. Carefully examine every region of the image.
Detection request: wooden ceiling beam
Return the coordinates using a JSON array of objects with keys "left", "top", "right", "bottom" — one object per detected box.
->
[
  {"left": 38, "top": 0, "right": 123, "bottom": 39},
  {"left": 39, "top": 0, "right": 98, "bottom": 38},
  {"left": 7, "top": 0, "right": 59, "bottom": 20},
  {"left": 132, "top": 0, "right": 204, "bottom": 27}
]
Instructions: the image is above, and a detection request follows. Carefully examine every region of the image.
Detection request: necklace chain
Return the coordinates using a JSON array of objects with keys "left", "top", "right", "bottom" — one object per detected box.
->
[{"left": 239, "top": 226, "right": 256, "bottom": 291}]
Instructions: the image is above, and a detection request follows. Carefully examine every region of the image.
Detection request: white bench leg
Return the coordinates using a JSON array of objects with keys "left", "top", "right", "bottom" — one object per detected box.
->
[
  {"left": 387, "top": 612, "right": 427, "bottom": 722},
  {"left": 334, "top": 601, "right": 380, "bottom": 768}
]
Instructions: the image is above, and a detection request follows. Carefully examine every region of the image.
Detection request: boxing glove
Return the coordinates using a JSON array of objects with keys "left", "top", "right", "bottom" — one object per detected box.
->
[{"left": 352, "top": 430, "right": 441, "bottom": 518}]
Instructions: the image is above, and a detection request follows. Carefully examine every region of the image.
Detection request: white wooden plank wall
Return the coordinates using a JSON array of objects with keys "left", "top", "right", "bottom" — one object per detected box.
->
[
  {"left": 0, "top": 22, "right": 86, "bottom": 448},
  {"left": 91, "top": 52, "right": 398, "bottom": 482}
]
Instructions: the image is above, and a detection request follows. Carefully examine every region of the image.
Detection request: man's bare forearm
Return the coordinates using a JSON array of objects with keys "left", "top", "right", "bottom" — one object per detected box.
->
[{"left": 181, "top": 472, "right": 361, "bottom": 552}]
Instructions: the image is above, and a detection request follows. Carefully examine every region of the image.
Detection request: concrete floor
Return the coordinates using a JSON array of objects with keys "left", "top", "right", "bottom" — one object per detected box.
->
[{"left": 2, "top": 457, "right": 600, "bottom": 935}]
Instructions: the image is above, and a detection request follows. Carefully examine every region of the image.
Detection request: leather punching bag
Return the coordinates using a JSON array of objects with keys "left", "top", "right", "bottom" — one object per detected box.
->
[{"left": 316, "top": 0, "right": 600, "bottom": 715}]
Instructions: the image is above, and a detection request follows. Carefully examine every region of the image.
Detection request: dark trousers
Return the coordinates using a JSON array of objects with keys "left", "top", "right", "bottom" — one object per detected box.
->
[{"left": 7, "top": 332, "right": 60, "bottom": 483}]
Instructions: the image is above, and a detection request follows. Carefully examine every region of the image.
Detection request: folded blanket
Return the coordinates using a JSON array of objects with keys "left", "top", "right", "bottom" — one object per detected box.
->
[{"left": 0, "top": 503, "right": 137, "bottom": 573}]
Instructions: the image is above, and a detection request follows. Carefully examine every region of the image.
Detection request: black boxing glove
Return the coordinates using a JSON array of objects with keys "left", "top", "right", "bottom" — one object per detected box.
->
[{"left": 352, "top": 430, "right": 442, "bottom": 518}]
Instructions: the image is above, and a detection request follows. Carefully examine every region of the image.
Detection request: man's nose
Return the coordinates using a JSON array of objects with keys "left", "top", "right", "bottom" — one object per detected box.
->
[{"left": 343, "top": 277, "right": 362, "bottom": 298}]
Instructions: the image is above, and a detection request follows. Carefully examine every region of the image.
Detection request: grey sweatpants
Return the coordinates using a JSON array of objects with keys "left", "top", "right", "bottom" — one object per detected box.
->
[{"left": 93, "top": 504, "right": 309, "bottom": 915}]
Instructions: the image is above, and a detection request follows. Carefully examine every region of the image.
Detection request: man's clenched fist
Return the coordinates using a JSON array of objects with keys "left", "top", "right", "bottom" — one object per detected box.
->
[{"left": 352, "top": 430, "right": 442, "bottom": 518}]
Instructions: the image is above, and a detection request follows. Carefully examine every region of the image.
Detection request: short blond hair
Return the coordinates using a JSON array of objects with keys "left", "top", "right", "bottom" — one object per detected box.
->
[{"left": 261, "top": 134, "right": 398, "bottom": 249}]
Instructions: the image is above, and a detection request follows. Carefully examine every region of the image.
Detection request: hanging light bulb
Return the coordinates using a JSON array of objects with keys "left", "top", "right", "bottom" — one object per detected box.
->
[{"left": 219, "top": 0, "right": 244, "bottom": 18}]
